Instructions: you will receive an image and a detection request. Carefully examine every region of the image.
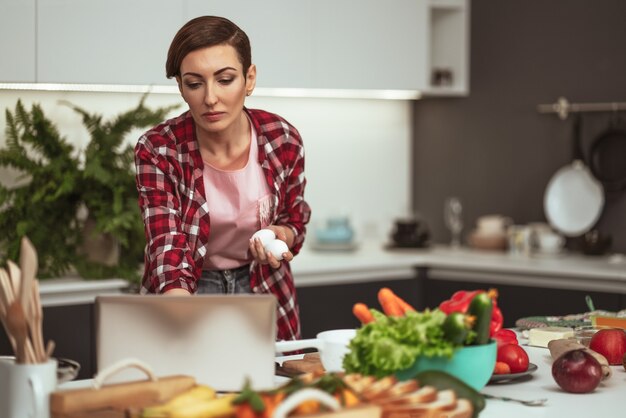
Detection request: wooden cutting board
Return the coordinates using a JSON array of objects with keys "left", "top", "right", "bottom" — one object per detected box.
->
[
  {"left": 279, "top": 352, "right": 325, "bottom": 376},
  {"left": 50, "top": 375, "right": 196, "bottom": 418}
]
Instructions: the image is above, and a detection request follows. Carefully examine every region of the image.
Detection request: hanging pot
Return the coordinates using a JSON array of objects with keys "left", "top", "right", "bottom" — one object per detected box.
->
[
  {"left": 543, "top": 114, "right": 604, "bottom": 237},
  {"left": 588, "top": 114, "right": 626, "bottom": 193}
]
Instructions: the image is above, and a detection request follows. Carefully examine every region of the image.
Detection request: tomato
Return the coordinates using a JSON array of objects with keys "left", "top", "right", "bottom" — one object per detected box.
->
[
  {"left": 497, "top": 343, "right": 529, "bottom": 373},
  {"left": 493, "top": 361, "right": 511, "bottom": 375},
  {"left": 235, "top": 404, "right": 261, "bottom": 418}
]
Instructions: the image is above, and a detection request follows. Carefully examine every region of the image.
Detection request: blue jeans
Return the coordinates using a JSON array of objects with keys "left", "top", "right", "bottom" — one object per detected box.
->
[{"left": 197, "top": 264, "right": 252, "bottom": 294}]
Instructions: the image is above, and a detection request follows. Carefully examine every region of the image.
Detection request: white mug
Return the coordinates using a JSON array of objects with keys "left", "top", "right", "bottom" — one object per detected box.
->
[
  {"left": 275, "top": 329, "right": 356, "bottom": 372},
  {"left": 0, "top": 357, "right": 58, "bottom": 418},
  {"left": 537, "top": 231, "right": 565, "bottom": 253}
]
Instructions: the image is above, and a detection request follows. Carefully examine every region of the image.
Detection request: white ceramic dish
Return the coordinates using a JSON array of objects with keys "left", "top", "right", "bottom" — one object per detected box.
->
[
  {"left": 275, "top": 329, "right": 356, "bottom": 373},
  {"left": 56, "top": 358, "right": 80, "bottom": 383},
  {"left": 544, "top": 160, "right": 604, "bottom": 237},
  {"left": 489, "top": 362, "right": 538, "bottom": 383}
]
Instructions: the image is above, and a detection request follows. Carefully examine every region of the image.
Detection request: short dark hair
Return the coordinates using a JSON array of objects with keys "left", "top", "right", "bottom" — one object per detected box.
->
[{"left": 165, "top": 16, "right": 252, "bottom": 78}]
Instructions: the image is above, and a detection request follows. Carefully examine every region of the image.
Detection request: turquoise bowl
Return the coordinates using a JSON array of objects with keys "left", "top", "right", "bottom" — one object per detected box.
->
[{"left": 395, "top": 341, "right": 497, "bottom": 390}]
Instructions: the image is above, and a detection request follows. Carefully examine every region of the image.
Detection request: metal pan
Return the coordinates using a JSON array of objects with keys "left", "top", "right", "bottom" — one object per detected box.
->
[
  {"left": 588, "top": 117, "right": 626, "bottom": 193},
  {"left": 544, "top": 114, "right": 604, "bottom": 237}
]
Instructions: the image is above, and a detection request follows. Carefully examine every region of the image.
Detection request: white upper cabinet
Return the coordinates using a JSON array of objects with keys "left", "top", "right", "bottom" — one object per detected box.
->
[
  {"left": 37, "top": 0, "right": 182, "bottom": 84},
  {"left": 0, "top": 0, "right": 36, "bottom": 82},
  {"left": 4, "top": 0, "right": 469, "bottom": 95},
  {"left": 184, "top": 0, "right": 469, "bottom": 95},
  {"left": 184, "top": 0, "right": 314, "bottom": 89},
  {"left": 310, "top": 0, "right": 428, "bottom": 90}
]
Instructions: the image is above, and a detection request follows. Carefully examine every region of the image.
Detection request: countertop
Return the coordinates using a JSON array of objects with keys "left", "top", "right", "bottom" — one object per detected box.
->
[
  {"left": 273, "top": 333, "right": 625, "bottom": 418},
  {"left": 273, "top": 334, "right": 625, "bottom": 418},
  {"left": 38, "top": 241, "right": 626, "bottom": 306},
  {"left": 291, "top": 241, "right": 626, "bottom": 293},
  {"left": 480, "top": 336, "right": 624, "bottom": 418},
  {"left": 60, "top": 340, "right": 625, "bottom": 418}
]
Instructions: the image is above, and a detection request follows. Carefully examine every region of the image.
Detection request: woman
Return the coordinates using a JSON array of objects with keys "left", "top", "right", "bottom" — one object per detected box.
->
[{"left": 134, "top": 16, "right": 311, "bottom": 341}]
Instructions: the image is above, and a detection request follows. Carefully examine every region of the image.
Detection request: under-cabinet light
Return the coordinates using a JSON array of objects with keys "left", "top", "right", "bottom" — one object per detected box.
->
[
  {"left": 0, "top": 82, "right": 421, "bottom": 100},
  {"left": 0, "top": 82, "right": 178, "bottom": 94}
]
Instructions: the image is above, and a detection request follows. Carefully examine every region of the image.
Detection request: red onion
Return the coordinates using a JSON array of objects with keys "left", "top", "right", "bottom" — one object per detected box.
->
[{"left": 552, "top": 349, "right": 602, "bottom": 393}]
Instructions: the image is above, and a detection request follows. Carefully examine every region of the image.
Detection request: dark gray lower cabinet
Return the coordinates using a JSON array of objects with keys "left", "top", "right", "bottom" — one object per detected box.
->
[
  {"left": 2, "top": 271, "right": 621, "bottom": 380},
  {"left": 296, "top": 270, "right": 625, "bottom": 337},
  {"left": 296, "top": 275, "right": 422, "bottom": 338},
  {"left": 0, "top": 304, "right": 95, "bottom": 380}
]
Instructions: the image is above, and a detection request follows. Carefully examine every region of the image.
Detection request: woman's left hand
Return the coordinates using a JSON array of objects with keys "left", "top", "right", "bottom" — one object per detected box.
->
[{"left": 249, "top": 225, "right": 294, "bottom": 269}]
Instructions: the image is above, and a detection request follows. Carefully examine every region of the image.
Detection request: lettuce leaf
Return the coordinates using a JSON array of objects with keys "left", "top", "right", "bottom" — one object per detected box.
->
[{"left": 343, "top": 308, "right": 458, "bottom": 378}]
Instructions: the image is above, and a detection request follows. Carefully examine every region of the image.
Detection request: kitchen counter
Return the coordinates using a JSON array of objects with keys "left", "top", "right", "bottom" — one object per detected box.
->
[
  {"left": 480, "top": 337, "right": 623, "bottom": 418},
  {"left": 35, "top": 241, "right": 626, "bottom": 306},
  {"left": 292, "top": 241, "right": 626, "bottom": 294},
  {"left": 274, "top": 335, "right": 625, "bottom": 418},
  {"left": 61, "top": 340, "right": 624, "bottom": 418},
  {"left": 273, "top": 334, "right": 624, "bottom": 418}
]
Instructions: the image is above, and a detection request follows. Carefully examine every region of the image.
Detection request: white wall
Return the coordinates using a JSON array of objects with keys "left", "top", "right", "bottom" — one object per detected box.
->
[{"left": 0, "top": 90, "right": 411, "bottom": 244}]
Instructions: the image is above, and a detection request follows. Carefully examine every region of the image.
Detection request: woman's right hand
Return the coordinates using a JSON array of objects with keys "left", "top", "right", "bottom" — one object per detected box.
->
[
  {"left": 249, "top": 225, "right": 294, "bottom": 269},
  {"left": 250, "top": 238, "right": 292, "bottom": 269}
]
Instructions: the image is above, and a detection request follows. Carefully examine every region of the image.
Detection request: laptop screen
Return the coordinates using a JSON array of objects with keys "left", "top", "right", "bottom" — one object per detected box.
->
[{"left": 95, "top": 294, "right": 277, "bottom": 391}]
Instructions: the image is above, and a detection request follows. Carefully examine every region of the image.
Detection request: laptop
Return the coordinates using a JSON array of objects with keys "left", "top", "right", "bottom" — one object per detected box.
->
[{"left": 95, "top": 294, "right": 277, "bottom": 391}]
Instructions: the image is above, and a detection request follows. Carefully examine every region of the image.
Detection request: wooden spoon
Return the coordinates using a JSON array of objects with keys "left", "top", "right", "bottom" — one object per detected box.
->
[
  {"left": 0, "top": 270, "right": 14, "bottom": 351},
  {"left": 45, "top": 340, "right": 56, "bottom": 360},
  {"left": 6, "top": 301, "right": 31, "bottom": 363},
  {"left": 0, "top": 267, "right": 13, "bottom": 308},
  {"left": 0, "top": 269, "right": 36, "bottom": 361},
  {"left": 6, "top": 260, "right": 21, "bottom": 299},
  {"left": 0, "top": 269, "right": 15, "bottom": 349},
  {"left": 30, "top": 280, "right": 46, "bottom": 362},
  {"left": 19, "top": 236, "right": 38, "bottom": 315}
]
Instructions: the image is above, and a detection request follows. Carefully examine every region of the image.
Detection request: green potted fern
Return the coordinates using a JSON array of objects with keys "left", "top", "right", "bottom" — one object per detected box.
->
[{"left": 0, "top": 96, "right": 178, "bottom": 283}]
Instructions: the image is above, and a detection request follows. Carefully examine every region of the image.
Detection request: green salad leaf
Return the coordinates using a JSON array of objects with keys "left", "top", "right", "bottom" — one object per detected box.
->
[{"left": 343, "top": 308, "right": 458, "bottom": 378}]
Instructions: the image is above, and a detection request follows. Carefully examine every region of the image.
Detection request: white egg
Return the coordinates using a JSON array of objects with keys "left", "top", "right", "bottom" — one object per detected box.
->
[
  {"left": 251, "top": 229, "right": 276, "bottom": 247},
  {"left": 265, "top": 239, "right": 289, "bottom": 260}
]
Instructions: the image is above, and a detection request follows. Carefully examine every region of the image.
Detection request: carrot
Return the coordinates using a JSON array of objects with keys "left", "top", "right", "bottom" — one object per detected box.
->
[
  {"left": 235, "top": 404, "right": 258, "bottom": 418},
  {"left": 353, "top": 303, "right": 375, "bottom": 324},
  {"left": 378, "top": 288, "right": 404, "bottom": 317},
  {"left": 261, "top": 392, "right": 285, "bottom": 418},
  {"left": 295, "top": 400, "right": 320, "bottom": 415},
  {"left": 335, "top": 388, "right": 360, "bottom": 407},
  {"left": 395, "top": 294, "right": 416, "bottom": 314}
]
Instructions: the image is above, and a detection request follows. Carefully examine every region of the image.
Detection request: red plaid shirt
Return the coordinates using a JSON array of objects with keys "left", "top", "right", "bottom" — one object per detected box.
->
[{"left": 134, "top": 108, "right": 311, "bottom": 341}]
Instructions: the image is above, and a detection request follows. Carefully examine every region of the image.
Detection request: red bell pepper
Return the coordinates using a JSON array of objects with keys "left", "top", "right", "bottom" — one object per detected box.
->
[
  {"left": 492, "top": 328, "right": 518, "bottom": 347},
  {"left": 438, "top": 288, "right": 504, "bottom": 338},
  {"left": 491, "top": 305, "right": 503, "bottom": 335},
  {"left": 439, "top": 290, "right": 481, "bottom": 315}
]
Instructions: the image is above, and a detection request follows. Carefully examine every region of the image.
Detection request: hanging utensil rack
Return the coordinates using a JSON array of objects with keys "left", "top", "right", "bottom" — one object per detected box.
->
[{"left": 537, "top": 97, "right": 626, "bottom": 120}]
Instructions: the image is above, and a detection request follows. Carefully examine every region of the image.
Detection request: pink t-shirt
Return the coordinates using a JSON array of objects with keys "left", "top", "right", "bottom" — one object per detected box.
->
[{"left": 202, "top": 121, "right": 272, "bottom": 270}]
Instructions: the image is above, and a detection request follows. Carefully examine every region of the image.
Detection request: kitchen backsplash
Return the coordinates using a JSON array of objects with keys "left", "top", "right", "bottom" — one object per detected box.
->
[
  {"left": 412, "top": 0, "right": 626, "bottom": 254},
  {"left": 0, "top": 90, "right": 412, "bottom": 244}
]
